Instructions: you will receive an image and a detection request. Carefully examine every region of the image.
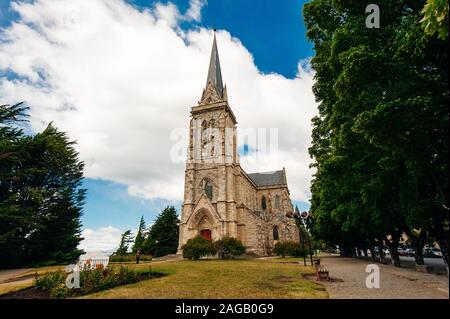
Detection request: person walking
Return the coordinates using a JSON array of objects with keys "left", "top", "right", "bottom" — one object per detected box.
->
[{"left": 136, "top": 248, "right": 142, "bottom": 264}]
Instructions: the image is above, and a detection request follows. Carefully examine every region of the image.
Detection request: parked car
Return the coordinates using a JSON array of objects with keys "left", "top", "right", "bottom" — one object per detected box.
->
[
  {"left": 405, "top": 248, "right": 415, "bottom": 257},
  {"left": 431, "top": 248, "right": 442, "bottom": 257},
  {"left": 397, "top": 247, "right": 406, "bottom": 256},
  {"left": 424, "top": 248, "right": 442, "bottom": 258}
]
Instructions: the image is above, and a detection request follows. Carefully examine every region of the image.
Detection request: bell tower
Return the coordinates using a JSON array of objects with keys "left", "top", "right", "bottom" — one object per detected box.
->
[{"left": 178, "top": 32, "right": 240, "bottom": 252}]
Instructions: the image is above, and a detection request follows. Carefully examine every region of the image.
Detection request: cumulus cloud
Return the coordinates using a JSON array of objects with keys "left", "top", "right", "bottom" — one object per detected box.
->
[
  {"left": 79, "top": 226, "right": 123, "bottom": 252},
  {"left": 0, "top": 0, "right": 318, "bottom": 202},
  {"left": 184, "top": 0, "right": 207, "bottom": 22}
]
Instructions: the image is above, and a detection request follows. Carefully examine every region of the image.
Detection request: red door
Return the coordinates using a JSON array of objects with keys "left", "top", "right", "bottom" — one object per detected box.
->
[{"left": 200, "top": 229, "right": 212, "bottom": 241}]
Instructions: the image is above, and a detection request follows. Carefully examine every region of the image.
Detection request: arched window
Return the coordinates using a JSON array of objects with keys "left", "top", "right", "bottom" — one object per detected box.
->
[
  {"left": 275, "top": 195, "right": 281, "bottom": 208},
  {"left": 261, "top": 196, "right": 267, "bottom": 210},
  {"left": 273, "top": 226, "right": 279, "bottom": 240},
  {"left": 205, "top": 180, "right": 213, "bottom": 201}
]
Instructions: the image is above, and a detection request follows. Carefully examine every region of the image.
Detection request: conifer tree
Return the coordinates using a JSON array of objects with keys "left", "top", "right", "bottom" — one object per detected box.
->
[
  {"left": 143, "top": 206, "right": 179, "bottom": 257},
  {"left": 114, "top": 230, "right": 133, "bottom": 256},
  {"left": 132, "top": 216, "right": 146, "bottom": 253}
]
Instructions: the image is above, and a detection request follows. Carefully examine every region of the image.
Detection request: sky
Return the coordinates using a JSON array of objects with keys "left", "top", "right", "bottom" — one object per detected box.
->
[{"left": 0, "top": 0, "right": 317, "bottom": 252}]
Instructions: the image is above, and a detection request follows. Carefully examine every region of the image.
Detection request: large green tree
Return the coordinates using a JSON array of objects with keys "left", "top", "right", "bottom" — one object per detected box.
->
[
  {"left": 143, "top": 206, "right": 179, "bottom": 257},
  {"left": 0, "top": 103, "right": 86, "bottom": 268},
  {"left": 132, "top": 216, "right": 146, "bottom": 253},
  {"left": 114, "top": 230, "right": 133, "bottom": 256},
  {"left": 304, "top": 0, "right": 448, "bottom": 269}
]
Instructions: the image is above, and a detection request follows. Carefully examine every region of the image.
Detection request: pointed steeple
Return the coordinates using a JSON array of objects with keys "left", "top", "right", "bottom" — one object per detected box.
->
[{"left": 205, "top": 31, "right": 223, "bottom": 99}]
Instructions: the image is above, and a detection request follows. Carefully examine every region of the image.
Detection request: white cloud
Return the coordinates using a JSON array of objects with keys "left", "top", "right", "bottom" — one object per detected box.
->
[
  {"left": 79, "top": 226, "right": 123, "bottom": 252},
  {"left": 0, "top": 0, "right": 318, "bottom": 202},
  {"left": 185, "top": 0, "right": 207, "bottom": 22}
]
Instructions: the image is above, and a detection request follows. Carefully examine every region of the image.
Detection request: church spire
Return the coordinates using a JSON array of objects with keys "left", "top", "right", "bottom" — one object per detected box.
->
[{"left": 205, "top": 31, "right": 224, "bottom": 99}]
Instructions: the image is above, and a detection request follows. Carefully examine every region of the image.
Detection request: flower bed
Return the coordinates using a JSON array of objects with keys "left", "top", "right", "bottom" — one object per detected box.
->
[{"left": 1, "top": 265, "right": 165, "bottom": 299}]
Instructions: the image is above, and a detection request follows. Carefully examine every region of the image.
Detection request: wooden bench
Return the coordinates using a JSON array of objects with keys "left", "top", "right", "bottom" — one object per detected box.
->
[{"left": 316, "top": 266, "right": 330, "bottom": 281}]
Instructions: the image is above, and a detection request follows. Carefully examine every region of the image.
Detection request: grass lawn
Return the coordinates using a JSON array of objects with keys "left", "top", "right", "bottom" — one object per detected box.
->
[
  {"left": 83, "top": 258, "right": 328, "bottom": 299},
  {"left": 0, "top": 281, "right": 34, "bottom": 296}
]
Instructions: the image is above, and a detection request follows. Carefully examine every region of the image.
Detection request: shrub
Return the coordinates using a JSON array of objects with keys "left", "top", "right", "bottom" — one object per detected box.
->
[
  {"left": 109, "top": 254, "right": 152, "bottom": 262},
  {"left": 34, "top": 271, "right": 72, "bottom": 298},
  {"left": 34, "top": 265, "right": 154, "bottom": 298},
  {"left": 181, "top": 236, "right": 216, "bottom": 260},
  {"left": 214, "top": 237, "right": 245, "bottom": 259},
  {"left": 273, "top": 241, "right": 305, "bottom": 258}
]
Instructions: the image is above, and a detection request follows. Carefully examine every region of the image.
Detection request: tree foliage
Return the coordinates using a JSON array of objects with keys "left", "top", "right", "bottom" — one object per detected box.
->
[
  {"left": 132, "top": 216, "right": 146, "bottom": 253},
  {"left": 143, "top": 206, "right": 179, "bottom": 257},
  {"left": 181, "top": 235, "right": 216, "bottom": 260},
  {"left": 420, "top": 0, "right": 449, "bottom": 39},
  {"left": 114, "top": 230, "right": 133, "bottom": 256},
  {"left": 273, "top": 241, "right": 305, "bottom": 258},
  {"left": 0, "top": 103, "right": 86, "bottom": 268},
  {"left": 213, "top": 237, "right": 245, "bottom": 259},
  {"left": 304, "top": 0, "right": 448, "bottom": 268}
]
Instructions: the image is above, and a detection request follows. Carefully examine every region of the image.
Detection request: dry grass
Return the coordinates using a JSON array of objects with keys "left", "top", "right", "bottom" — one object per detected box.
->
[
  {"left": 0, "top": 280, "right": 34, "bottom": 295},
  {"left": 83, "top": 258, "right": 328, "bottom": 299}
]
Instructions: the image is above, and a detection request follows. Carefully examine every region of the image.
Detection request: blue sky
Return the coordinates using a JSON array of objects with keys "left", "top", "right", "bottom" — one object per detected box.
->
[{"left": 0, "top": 0, "right": 315, "bottom": 250}]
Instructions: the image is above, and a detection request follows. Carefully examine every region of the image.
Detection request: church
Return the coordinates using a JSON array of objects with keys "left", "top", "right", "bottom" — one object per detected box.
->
[{"left": 177, "top": 33, "right": 299, "bottom": 256}]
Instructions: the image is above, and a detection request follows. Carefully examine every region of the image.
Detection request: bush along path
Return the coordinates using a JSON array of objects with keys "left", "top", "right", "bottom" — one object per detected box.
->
[{"left": 0, "top": 265, "right": 166, "bottom": 299}]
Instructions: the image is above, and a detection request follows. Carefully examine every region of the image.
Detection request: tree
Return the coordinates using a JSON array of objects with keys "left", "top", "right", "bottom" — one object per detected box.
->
[
  {"left": 143, "top": 206, "right": 179, "bottom": 257},
  {"left": 420, "top": 0, "right": 449, "bottom": 39},
  {"left": 114, "top": 230, "right": 133, "bottom": 256},
  {"left": 0, "top": 103, "right": 30, "bottom": 267},
  {"left": 132, "top": 216, "right": 146, "bottom": 253},
  {"left": 304, "top": 0, "right": 448, "bottom": 269},
  {"left": 0, "top": 104, "right": 86, "bottom": 268}
]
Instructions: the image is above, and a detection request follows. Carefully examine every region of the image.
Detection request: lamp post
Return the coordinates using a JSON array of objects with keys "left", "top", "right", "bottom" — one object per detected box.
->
[
  {"left": 295, "top": 208, "right": 307, "bottom": 267},
  {"left": 155, "top": 240, "right": 159, "bottom": 258},
  {"left": 300, "top": 226, "right": 306, "bottom": 267},
  {"left": 301, "top": 211, "right": 314, "bottom": 266}
]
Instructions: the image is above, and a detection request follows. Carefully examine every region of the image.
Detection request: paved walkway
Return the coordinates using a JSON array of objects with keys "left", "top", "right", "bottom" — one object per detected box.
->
[
  {"left": 0, "top": 268, "right": 33, "bottom": 284},
  {"left": 0, "top": 268, "right": 34, "bottom": 295},
  {"left": 317, "top": 255, "right": 448, "bottom": 299}
]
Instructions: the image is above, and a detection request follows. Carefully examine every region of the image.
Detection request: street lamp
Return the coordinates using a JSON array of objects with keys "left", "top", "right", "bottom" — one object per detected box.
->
[
  {"left": 301, "top": 211, "right": 314, "bottom": 266},
  {"left": 155, "top": 240, "right": 159, "bottom": 258},
  {"left": 300, "top": 226, "right": 306, "bottom": 267},
  {"left": 295, "top": 208, "right": 307, "bottom": 267}
]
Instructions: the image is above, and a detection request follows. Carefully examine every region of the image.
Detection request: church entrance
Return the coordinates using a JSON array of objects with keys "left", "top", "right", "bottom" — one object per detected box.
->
[{"left": 200, "top": 229, "right": 212, "bottom": 241}]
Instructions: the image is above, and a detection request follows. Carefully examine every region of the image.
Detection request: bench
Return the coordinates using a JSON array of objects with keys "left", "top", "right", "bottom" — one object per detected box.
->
[{"left": 316, "top": 266, "right": 330, "bottom": 281}]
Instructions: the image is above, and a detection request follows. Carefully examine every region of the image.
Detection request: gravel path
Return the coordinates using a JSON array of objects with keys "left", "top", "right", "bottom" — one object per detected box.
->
[{"left": 317, "top": 255, "right": 448, "bottom": 299}]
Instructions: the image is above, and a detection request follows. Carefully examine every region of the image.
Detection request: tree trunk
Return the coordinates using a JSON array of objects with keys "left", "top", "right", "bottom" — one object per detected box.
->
[
  {"left": 403, "top": 227, "right": 425, "bottom": 265},
  {"left": 378, "top": 239, "right": 386, "bottom": 264},
  {"left": 386, "top": 234, "right": 401, "bottom": 267},
  {"left": 369, "top": 243, "right": 376, "bottom": 261},
  {"left": 435, "top": 236, "right": 449, "bottom": 276},
  {"left": 415, "top": 246, "right": 425, "bottom": 265},
  {"left": 414, "top": 231, "right": 425, "bottom": 266},
  {"left": 341, "top": 243, "right": 354, "bottom": 257}
]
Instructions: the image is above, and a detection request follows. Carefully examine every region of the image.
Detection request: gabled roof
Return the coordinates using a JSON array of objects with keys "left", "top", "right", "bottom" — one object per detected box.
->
[{"left": 247, "top": 170, "right": 286, "bottom": 187}]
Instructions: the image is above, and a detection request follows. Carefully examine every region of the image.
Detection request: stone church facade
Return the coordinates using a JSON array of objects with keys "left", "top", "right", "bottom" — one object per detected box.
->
[{"left": 177, "top": 34, "right": 299, "bottom": 256}]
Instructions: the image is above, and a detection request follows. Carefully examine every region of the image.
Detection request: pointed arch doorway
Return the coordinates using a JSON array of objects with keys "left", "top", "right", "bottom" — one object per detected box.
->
[{"left": 200, "top": 229, "right": 212, "bottom": 241}]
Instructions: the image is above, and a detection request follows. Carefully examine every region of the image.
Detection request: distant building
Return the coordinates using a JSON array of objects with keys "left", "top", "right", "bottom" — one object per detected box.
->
[{"left": 177, "top": 33, "right": 299, "bottom": 256}]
